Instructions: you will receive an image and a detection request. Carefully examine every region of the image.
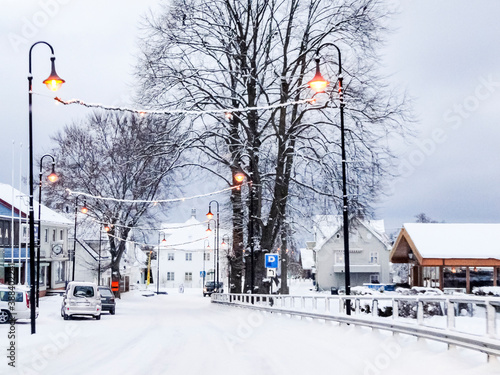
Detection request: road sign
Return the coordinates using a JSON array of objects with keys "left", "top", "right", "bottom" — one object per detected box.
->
[
  {"left": 265, "top": 254, "right": 279, "bottom": 268},
  {"left": 200, "top": 271, "right": 206, "bottom": 277},
  {"left": 267, "top": 268, "right": 276, "bottom": 278}
]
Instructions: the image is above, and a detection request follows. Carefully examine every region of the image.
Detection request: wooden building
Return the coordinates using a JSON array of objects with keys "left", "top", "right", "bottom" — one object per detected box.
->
[{"left": 390, "top": 223, "right": 500, "bottom": 293}]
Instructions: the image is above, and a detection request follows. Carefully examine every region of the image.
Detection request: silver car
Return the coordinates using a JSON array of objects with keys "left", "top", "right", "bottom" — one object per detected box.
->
[
  {"left": 0, "top": 285, "right": 38, "bottom": 323},
  {"left": 61, "top": 282, "right": 102, "bottom": 320}
]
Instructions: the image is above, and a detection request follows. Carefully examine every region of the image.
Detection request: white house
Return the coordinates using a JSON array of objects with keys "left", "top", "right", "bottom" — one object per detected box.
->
[
  {"left": 156, "top": 209, "right": 228, "bottom": 289},
  {"left": 310, "top": 215, "right": 392, "bottom": 291},
  {"left": 0, "top": 183, "right": 72, "bottom": 295}
]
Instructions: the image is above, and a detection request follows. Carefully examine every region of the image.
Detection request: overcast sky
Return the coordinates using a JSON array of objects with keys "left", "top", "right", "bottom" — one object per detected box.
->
[{"left": 1, "top": 0, "right": 499, "bottom": 235}]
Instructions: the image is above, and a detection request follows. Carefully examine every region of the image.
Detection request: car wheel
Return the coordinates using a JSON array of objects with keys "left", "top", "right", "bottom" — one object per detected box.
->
[
  {"left": 63, "top": 311, "right": 70, "bottom": 320},
  {"left": 110, "top": 308, "right": 115, "bottom": 315},
  {"left": 0, "top": 310, "right": 11, "bottom": 324},
  {"left": 95, "top": 314, "right": 101, "bottom": 320}
]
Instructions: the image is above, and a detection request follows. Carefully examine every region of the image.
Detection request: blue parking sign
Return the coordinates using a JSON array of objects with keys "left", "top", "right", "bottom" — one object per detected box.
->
[{"left": 265, "top": 254, "right": 279, "bottom": 268}]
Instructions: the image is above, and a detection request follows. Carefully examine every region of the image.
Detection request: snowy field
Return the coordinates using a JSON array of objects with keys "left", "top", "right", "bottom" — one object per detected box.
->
[{"left": 1, "top": 286, "right": 500, "bottom": 375}]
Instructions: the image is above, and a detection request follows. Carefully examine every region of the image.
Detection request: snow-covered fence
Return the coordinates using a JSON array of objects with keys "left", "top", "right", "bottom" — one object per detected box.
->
[{"left": 212, "top": 293, "right": 500, "bottom": 361}]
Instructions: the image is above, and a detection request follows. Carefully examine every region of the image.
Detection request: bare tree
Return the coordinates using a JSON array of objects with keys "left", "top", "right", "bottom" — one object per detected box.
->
[
  {"left": 44, "top": 112, "right": 183, "bottom": 294},
  {"left": 136, "top": 0, "right": 411, "bottom": 293}
]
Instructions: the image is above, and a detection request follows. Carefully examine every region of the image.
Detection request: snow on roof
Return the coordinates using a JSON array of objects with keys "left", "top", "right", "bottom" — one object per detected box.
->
[
  {"left": 300, "top": 248, "right": 314, "bottom": 270},
  {"left": 0, "top": 183, "right": 72, "bottom": 225},
  {"left": 160, "top": 215, "right": 212, "bottom": 251},
  {"left": 403, "top": 223, "right": 500, "bottom": 259},
  {"left": 313, "top": 216, "right": 389, "bottom": 251}
]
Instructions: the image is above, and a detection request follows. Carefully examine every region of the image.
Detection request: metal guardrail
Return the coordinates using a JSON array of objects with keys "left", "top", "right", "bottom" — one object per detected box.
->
[{"left": 212, "top": 293, "right": 500, "bottom": 361}]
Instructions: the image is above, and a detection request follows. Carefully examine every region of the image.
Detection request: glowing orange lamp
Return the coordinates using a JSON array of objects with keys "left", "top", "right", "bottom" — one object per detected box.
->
[
  {"left": 42, "top": 57, "right": 65, "bottom": 91},
  {"left": 308, "top": 56, "right": 329, "bottom": 93}
]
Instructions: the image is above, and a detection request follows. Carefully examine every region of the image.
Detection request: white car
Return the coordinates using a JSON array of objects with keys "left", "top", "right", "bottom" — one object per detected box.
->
[
  {"left": 61, "top": 282, "right": 102, "bottom": 320},
  {"left": 0, "top": 284, "right": 38, "bottom": 324}
]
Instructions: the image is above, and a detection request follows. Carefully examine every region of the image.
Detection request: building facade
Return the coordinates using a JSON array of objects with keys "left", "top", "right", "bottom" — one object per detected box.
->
[
  {"left": 0, "top": 183, "right": 71, "bottom": 295},
  {"left": 310, "top": 216, "right": 392, "bottom": 291},
  {"left": 156, "top": 209, "right": 228, "bottom": 289}
]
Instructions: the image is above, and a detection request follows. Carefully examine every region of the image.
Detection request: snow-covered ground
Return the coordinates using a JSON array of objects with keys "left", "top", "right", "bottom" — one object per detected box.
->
[{"left": 1, "top": 284, "right": 500, "bottom": 375}]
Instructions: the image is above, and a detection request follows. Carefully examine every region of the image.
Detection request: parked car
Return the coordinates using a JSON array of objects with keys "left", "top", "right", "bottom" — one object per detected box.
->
[
  {"left": 61, "top": 282, "right": 102, "bottom": 320},
  {"left": 203, "top": 281, "right": 223, "bottom": 297},
  {"left": 0, "top": 284, "right": 38, "bottom": 324},
  {"left": 97, "top": 286, "right": 116, "bottom": 315}
]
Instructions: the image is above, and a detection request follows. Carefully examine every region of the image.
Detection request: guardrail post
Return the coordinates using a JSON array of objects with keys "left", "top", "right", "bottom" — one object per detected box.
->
[
  {"left": 325, "top": 297, "right": 330, "bottom": 313},
  {"left": 339, "top": 296, "right": 344, "bottom": 314},
  {"left": 301, "top": 297, "right": 305, "bottom": 309},
  {"left": 372, "top": 299, "right": 378, "bottom": 317},
  {"left": 446, "top": 299, "right": 455, "bottom": 330},
  {"left": 417, "top": 300, "right": 424, "bottom": 324},
  {"left": 392, "top": 299, "right": 398, "bottom": 320},
  {"left": 486, "top": 301, "right": 496, "bottom": 337},
  {"left": 355, "top": 298, "right": 360, "bottom": 314},
  {"left": 312, "top": 297, "right": 317, "bottom": 311}
]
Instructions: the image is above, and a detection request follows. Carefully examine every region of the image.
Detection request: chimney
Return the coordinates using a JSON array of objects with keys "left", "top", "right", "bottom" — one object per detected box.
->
[{"left": 191, "top": 208, "right": 196, "bottom": 218}]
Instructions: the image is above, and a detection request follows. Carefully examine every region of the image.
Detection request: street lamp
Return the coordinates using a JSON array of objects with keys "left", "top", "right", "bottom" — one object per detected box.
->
[
  {"left": 206, "top": 219, "right": 217, "bottom": 287},
  {"left": 28, "top": 41, "right": 64, "bottom": 334},
  {"left": 36, "top": 154, "right": 58, "bottom": 307},
  {"left": 233, "top": 170, "right": 255, "bottom": 294},
  {"left": 156, "top": 232, "right": 167, "bottom": 294},
  {"left": 72, "top": 195, "right": 88, "bottom": 282},
  {"left": 308, "top": 43, "right": 351, "bottom": 315},
  {"left": 206, "top": 201, "right": 220, "bottom": 291}
]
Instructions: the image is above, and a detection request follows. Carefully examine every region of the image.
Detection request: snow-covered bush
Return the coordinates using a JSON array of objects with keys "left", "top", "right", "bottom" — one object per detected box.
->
[{"left": 396, "top": 287, "right": 443, "bottom": 318}]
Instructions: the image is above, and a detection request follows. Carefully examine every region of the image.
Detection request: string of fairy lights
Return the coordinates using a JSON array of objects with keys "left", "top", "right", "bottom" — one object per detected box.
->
[
  {"left": 105, "top": 231, "right": 212, "bottom": 252},
  {"left": 65, "top": 185, "right": 242, "bottom": 204},
  {"left": 41, "top": 92, "right": 295, "bottom": 245}
]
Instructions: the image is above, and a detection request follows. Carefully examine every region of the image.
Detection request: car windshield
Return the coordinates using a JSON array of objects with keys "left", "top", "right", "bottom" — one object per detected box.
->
[
  {"left": 99, "top": 288, "right": 113, "bottom": 297},
  {"left": 73, "top": 286, "right": 94, "bottom": 298}
]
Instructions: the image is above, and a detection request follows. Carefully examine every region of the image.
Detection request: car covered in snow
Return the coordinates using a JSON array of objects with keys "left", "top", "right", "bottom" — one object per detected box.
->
[
  {"left": 0, "top": 284, "right": 38, "bottom": 323},
  {"left": 61, "top": 282, "right": 102, "bottom": 320}
]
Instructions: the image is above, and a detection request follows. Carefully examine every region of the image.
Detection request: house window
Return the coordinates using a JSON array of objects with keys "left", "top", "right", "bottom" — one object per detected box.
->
[
  {"left": 369, "top": 251, "right": 379, "bottom": 264},
  {"left": 52, "top": 229, "right": 56, "bottom": 242},
  {"left": 168, "top": 253, "right": 174, "bottom": 261},
  {"left": 185, "top": 272, "right": 192, "bottom": 281},
  {"left": 370, "top": 274, "right": 379, "bottom": 283},
  {"left": 167, "top": 272, "right": 175, "bottom": 281},
  {"left": 335, "top": 252, "right": 344, "bottom": 264},
  {"left": 44, "top": 229, "right": 48, "bottom": 243},
  {"left": 185, "top": 253, "right": 192, "bottom": 261},
  {"left": 204, "top": 253, "right": 210, "bottom": 261},
  {"left": 60, "top": 230, "right": 63, "bottom": 240}
]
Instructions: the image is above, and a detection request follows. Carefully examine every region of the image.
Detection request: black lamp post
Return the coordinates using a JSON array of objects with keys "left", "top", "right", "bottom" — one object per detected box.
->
[
  {"left": 36, "top": 154, "right": 58, "bottom": 307},
  {"left": 28, "top": 41, "right": 64, "bottom": 334},
  {"left": 156, "top": 232, "right": 166, "bottom": 294},
  {"left": 203, "top": 239, "right": 210, "bottom": 288},
  {"left": 206, "top": 219, "right": 217, "bottom": 286},
  {"left": 206, "top": 201, "right": 220, "bottom": 291},
  {"left": 308, "top": 43, "right": 351, "bottom": 315},
  {"left": 72, "top": 195, "right": 88, "bottom": 282}
]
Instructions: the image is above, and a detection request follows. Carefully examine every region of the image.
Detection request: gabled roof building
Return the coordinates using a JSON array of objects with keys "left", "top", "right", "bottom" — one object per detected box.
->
[
  {"left": 309, "top": 216, "right": 392, "bottom": 291},
  {"left": 390, "top": 223, "right": 500, "bottom": 293}
]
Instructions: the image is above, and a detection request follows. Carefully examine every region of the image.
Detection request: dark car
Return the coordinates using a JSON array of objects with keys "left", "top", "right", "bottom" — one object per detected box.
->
[
  {"left": 97, "top": 286, "right": 116, "bottom": 315},
  {"left": 203, "top": 281, "right": 223, "bottom": 297}
]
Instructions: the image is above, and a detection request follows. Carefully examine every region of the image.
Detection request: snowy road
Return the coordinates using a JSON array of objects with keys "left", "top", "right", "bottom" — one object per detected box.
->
[{"left": 1, "top": 289, "right": 499, "bottom": 375}]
